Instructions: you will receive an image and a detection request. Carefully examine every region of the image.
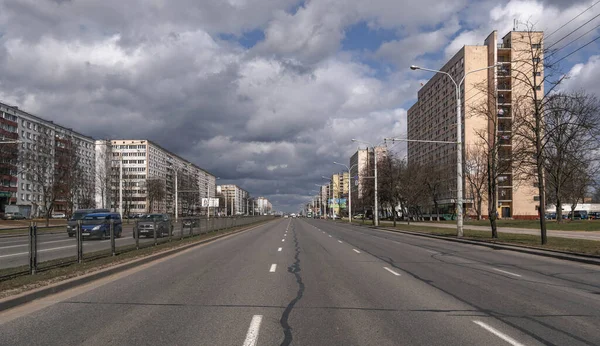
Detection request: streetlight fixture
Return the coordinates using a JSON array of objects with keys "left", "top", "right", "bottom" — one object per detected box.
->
[
  {"left": 333, "top": 162, "right": 358, "bottom": 223},
  {"left": 351, "top": 138, "right": 386, "bottom": 226},
  {"left": 410, "top": 63, "right": 501, "bottom": 237}
]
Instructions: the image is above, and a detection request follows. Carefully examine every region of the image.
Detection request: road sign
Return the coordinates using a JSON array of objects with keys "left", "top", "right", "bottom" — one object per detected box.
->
[{"left": 202, "top": 198, "right": 219, "bottom": 207}]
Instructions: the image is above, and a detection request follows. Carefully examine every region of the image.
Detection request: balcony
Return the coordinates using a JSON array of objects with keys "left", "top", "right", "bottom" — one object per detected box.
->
[
  {"left": 498, "top": 118, "right": 512, "bottom": 132},
  {"left": 498, "top": 134, "right": 511, "bottom": 146},
  {"left": 497, "top": 57, "right": 511, "bottom": 63},
  {"left": 498, "top": 175, "right": 512, "bottom": 187},
  {"left": 497, "top": 91, "right": 511, "bottom": 105},
  {"left": 498, "top": 188, "right": 512, "bottom": 201},
  {"left": 497, "top": 82, "right": 511, "bottom": 91},
  {"left": 497, "top": 67, "right": 511, "bottom": 78},
  {"left": 497, "top": 43, "right": 511, "bottom": 49},
  {"left": 498, "top": 107, "right": 511, "bottom": 118}
]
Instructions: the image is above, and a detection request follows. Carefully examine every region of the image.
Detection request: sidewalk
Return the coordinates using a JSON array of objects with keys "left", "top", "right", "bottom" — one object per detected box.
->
[{"left": 377, "top": 220, "right": 600, "bottom": 241}]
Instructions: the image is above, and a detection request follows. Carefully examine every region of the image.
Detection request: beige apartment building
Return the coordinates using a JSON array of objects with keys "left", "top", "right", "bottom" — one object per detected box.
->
[
  {"left": 349, "top": 146, "right": 387, "bottom": 215},
  {"left": 95, "top": 139, "right": 216, "bottom": 216},
  {"left": 407, "top": 30, "right": 542, "bottom": 220}
]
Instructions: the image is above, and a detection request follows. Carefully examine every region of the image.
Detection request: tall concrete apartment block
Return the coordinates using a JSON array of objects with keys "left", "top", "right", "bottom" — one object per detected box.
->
[
  {"left": 96, "top": 139, "right": 216, "bottom": 216},
  {"left": 349, "top": 146, "right": 387, "bottom": 211},
  {"left": 255, "top": 196, "right": 272, "bottom": 215},
  {"left": 217, "top": 184, "right": 249, "bottom": 215},
  {"left": 407, "top": 30, "right": 542, "bottom": 219},
  {"left": 0, "top": 102, "right": 95, "bottom": 217}
]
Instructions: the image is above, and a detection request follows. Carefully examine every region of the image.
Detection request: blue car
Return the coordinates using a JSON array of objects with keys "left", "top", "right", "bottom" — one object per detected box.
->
[{"left": 80, "top": 213, "right": 123, "bottom": 240}]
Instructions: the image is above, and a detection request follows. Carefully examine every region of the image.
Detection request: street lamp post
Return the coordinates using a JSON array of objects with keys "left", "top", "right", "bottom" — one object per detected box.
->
[
  {"left": 410, "top": 63, "right": 500, "bottom": 237},
  {"left": 333, "top": 162, "right": 358, "bottom": 223},
  {"left": 351, "top": 139, "right": 386, "bottom": 226}
]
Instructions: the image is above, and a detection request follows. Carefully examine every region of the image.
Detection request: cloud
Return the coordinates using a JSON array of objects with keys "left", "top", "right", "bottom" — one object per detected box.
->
[{"left": 0, "top": 0, "right": 598, "bottom": 211}]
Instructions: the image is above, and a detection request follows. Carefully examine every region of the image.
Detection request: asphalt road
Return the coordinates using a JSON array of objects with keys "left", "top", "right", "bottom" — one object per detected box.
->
[
  {"left": 1, "top": 218, "right": 599, "bottom": 345},
  {"left": 0, "top": 218, "right": 240, "bottom": 270}
]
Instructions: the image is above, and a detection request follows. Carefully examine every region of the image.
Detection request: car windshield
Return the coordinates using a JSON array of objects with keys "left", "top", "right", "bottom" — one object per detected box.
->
[
  {"left": 82, "top": 215, "right": 109, "bottom": 224},
  {"left": 71, "top": 212, "right": 89, "bottom": 220}
]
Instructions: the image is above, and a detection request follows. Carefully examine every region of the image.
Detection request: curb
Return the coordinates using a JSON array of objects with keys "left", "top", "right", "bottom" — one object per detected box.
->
[
  {"left": 0, "top": 220, "right": 274, "bottom": 312},
  {"left": 0, "top": 231, "right": 64, "bottom": 239}
]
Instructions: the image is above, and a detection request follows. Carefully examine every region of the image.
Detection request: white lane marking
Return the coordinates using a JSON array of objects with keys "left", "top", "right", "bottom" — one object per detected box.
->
[
  {"left": 353, "top": 249, "right": 361, "bottom": 254},
  {"left": 0, "top": 245, "right": 76, "bottom": 258},
  {"left": 492, "top": 268, "right": 522, "bottom": 277},
  {"left": 338, "top": 240, "right": 343, "bottom": 243},
  {"left": 282, "top": 239, "right": 285, "bottom": 242},
  {"left": 383, "top": 267, "right": 401, "bottom": 276},
  {"left": 269, "top": 264, "right": 277, "bottom": 272},
  {"left": 0, "top": 238, "right": 74, "bottom": 250},
  {"left": 328, "top": 235, "right": 332, "bottom": 238},
  {"left": 243, "top": 315, "right": 263, "bottom": 346},
  {"left": 473, "top": 320, "right": 525, "bottom": 346},
  {"left": 278, "top": 247, "right": 282, "bottom": 252}
]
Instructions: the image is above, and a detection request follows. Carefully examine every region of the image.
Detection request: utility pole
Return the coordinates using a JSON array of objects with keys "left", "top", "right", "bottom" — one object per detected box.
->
[
  {"left": 119, "top": 154, "right": 123, "bottom": 217},
  {"left": 175, "top": 170, "right": 178, "bottom": 221}
]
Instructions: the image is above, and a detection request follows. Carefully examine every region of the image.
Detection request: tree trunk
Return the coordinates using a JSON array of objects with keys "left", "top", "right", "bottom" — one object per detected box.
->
[
  {"left": 393, "top": 207, "right": 397, "bottom": 227},
  {"left": 477, "top": 193, "right": 483, "bottom": 220},
  {"left": 556, "top": 198, "right": 562, "bottom": 223},
  {"left": 435, "top": 201, "right": 440, "bottom": 221}
]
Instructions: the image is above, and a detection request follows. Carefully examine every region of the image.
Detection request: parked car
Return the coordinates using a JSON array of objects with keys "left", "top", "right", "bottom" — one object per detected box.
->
[
  {"left": 134, "top": 214, "right": 173, "bottom": 238},
  {"left": 568, "top": 210, "right": 589, "bottom": 220},
  {"left": 3, "top": 212, "right": 26, "bottom": 220},
  {"left": 588, "top": 212, "right": 600, "bottom": 220},
  {"left": 353, "top": 214, "right": 364, "bottom": 219},
  {"left": 183, "top": 218, "right": 199, "bottom": 227},
  {"left": 67, "top": 208, "right": 111, "bottom": 237},
  {"left": 80, "top": 213, "right": 123, "bottom": 240},
  {"left": 52, "top": 212, "right": 66, "bottom": 219},
  {"left": 545, "top": 213, "right": 556, "bottom": 220}
]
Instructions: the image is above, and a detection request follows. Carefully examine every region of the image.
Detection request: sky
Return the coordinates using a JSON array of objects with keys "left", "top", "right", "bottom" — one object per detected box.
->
[{"left": 1, "top": 0, "right": 599, "bottom": 212}]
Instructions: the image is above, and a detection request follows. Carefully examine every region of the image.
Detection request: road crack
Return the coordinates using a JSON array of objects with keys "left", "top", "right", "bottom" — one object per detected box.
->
[{"left": 279, "top": 221, "right": 304, "bottom": 346}]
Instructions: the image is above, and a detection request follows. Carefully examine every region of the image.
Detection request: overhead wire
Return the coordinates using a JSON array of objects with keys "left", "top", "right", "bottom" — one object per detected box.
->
[
  {"left": 546, "top": 21, "right": 600, "bottom": 59},
  {"left": 552, "top": 34, "right": 600, "bottom": 65},
  {"left": 545, "top": 0, "right": 600, "bottom": 40},
  {"left": 546, "top": 12, "right": 600, "bottom": 50}
]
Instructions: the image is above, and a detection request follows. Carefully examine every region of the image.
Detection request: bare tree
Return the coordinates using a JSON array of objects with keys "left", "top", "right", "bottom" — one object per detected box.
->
[
  {"left": 377, "top": 153, "right": 404, "bottom": 226},
  {"left": 510, "top": 22, "right": 568, "bottom": 244},
  {"left": 465, "top": 144, "right": 487, "bottom": 220},
  {"left": 398, "top": 161, "right": 428, "bottom": 224},
  {"left": 147, "top": 178, "right": 166, "bottom": 213},
  {"left": 421, "top": 161, "right": 447, "bottom": 222},
  {"left": 95, "top": 140, "right": 113, "bottom": 209},
  {"left": 543, "top": 92, "right": 600, "bottom": 221}
]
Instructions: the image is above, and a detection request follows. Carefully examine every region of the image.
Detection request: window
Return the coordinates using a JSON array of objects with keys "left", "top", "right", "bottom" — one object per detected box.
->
[
  {"left": 27, "top": 121, "right": 31, "bottom": 129},
  {"left": 533, "top": 196, "right": 540, "bottom": 201},
  {"left": 21, "top": 183, "right": 25, "bottom": 190},
  {"left": 534, "top": 71, "right": 541, "bottom": 77},
  {"left": 26, "top": 184, "right": 31, "bottom": 190},
  {"left": 26, "top": 194, "right": 31, "bottom": 201},
  {"left": 535, "top": 85, "right": 541, "bottom": 90},
  {"left": 533, "top": 58, "right": 540, "bottom": 63},
  {"left": 20, "top": 193, "right": 24, "bottom": 201},
  {"left": 532, "top": 43, "right": 541, "bottom": 49}
]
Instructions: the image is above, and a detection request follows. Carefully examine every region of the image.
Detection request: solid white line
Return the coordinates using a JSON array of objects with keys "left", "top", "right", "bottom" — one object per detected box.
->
[
  {"left": 383, "top": 267, "right": 401, "bottom": 276},
  {"left": 0, "top": 244, "right": 76, "bottom": 258},
  {"left": 282, "top": 239, "right": 285, "bottom": 242},
  {"left": 473, "top": 320, "right": 525, "bottom": 346},
  {"left": 0, "top": 238, "right": 73, "bottom": 250},
  {"left": 338, "top": 240, "right": 343, "bottom": 243},
  {"left": 278, "top": 247, "right": 282, "bottom": 252},
  {"left": 353, "top": 249, "right": 361, "bottom": 254},
  {"left": 492, "top": 268, "right": 522, "bottom": 277},
  {"left": 269, "top": 264, "right": 277, "bottom": 272},
  {"left": 243, "top": 315, "right": 263, "bottom": 346}
]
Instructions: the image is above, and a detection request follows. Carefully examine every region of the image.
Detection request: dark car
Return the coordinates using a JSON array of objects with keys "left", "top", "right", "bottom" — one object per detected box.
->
[
  {"left": 3, "top": 212, "right": 27, "bottom": 220},
  {"left": 67, "top": 208, "right": 111, "bottom": 237},
  {"left": 80, "top": 213, "right": 123, "bottom": 240},
  {"left": 134, "top": 214, "right": 173, "bottom": 238}
]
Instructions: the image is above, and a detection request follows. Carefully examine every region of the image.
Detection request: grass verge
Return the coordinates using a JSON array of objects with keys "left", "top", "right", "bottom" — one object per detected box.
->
[
  {"left": 385, "top": 224, "right": 600, "bottom": 256},
  {"left": 0, "top": 226, "right": 65, "bottom": 236},
  {"left": 433, "top": 219, "right": 600, "bottom": 231},
  {"left": 0, "top": 219, "right": 271, "bottom": 299}
]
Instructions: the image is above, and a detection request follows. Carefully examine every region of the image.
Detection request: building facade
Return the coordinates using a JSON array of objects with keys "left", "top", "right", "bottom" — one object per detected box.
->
[
  {"left": 407, "top": 30, "right": 541, "bottom": 219},
  {"left": 96, "top": 139, "right": 215, "bottom": 216},
  {"left": 349, "top": 146, "right": 387, "bottom": 215},
  {"left": 217, "top": 184, "right": 249, "bottom": 216},
  {"left": 0, "top": 102, "right": 95, "bottom": 217},
  {"left": 255, "top": 197, "right": 272, "bottom": 215}
]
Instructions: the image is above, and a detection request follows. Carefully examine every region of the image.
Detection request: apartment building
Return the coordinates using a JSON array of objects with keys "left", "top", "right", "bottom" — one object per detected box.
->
[
  {"left": 407, "top": 30, "right": 542, "bottom": 219},
  {"left": 328, "top": 172, "right": 350, "bottom": 216},
  {"left": 349, "top": 146, "right": 387, "bottom": 212},
  {"left": 0, "top": 102, "right": 95, "bottom": 217},
  {"left": 255, "top": 197, "right": 272, "bottom": 215},
  {"left": 96, "top": 139, "right": 216, "bottom": 216},
  {"left": 217, "top": 184, "right": 249, "bottom": 215}
]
